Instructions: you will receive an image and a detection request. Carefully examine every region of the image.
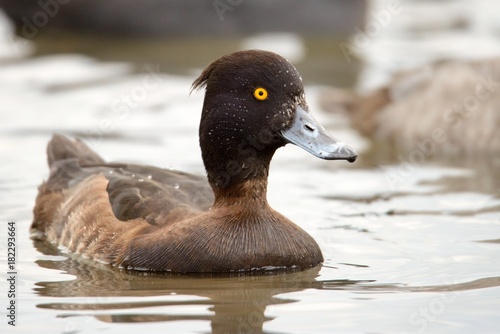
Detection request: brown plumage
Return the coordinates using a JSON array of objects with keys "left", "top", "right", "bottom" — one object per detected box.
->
[{"left": 32, "top": 50, "right": 357, "bottom": 273}]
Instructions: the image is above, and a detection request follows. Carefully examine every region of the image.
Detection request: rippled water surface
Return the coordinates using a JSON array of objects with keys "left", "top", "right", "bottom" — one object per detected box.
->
[{"left": 1, "top": 3, "right": 500, "bottom": 333}]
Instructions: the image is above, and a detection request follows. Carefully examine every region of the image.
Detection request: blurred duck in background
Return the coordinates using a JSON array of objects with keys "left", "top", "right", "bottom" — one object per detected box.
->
[
  {"left": 319, "top": 58, "right": 500, "bottom": 156},
  {"left": 320, "top": 0, "right": 500, "bottom": 157}
]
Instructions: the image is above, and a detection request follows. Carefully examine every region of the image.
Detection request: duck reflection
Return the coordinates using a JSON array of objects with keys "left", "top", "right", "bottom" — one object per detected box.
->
[{"left": 33, "top": 240, "right": 327, "bottom": 333}]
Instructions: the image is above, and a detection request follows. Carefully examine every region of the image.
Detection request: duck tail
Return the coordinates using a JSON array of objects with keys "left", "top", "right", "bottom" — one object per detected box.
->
[{"left": 47, "top": 134, "right": 105, "bottom": 167}]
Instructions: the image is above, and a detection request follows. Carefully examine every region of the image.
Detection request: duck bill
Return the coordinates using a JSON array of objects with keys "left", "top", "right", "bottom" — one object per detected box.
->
[{"left": 280, "top": 105, "right": 357, "bottom": 162}]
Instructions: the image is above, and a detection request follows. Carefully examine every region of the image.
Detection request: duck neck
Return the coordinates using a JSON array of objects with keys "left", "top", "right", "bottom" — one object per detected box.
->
[
  {"left": 205, "top": 149, "right": 275, "bottom": 209},
  {"left": 211, "top": 176, "right": 270, "bottom": 209},
  {"left": 200, "top": 125, "right": 279, "bottom": 196}
]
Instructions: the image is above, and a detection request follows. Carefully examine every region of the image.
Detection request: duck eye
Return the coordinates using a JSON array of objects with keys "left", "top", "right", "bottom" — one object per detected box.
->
[{"left": 253, "top": 87, "right": 268, "bottom": 101}]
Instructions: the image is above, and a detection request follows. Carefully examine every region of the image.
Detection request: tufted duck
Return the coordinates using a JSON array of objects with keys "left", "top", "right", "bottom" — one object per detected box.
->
[{"left": 32, "top": 50, "right": 357, "bottom": 273}]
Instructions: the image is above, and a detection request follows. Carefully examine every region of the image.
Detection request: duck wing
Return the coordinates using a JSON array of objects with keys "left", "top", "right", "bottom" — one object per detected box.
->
[
  {"left": 104, "top": 163, "right": 213, "bottom": 224},
  {"left": 35, "top": 135, "right": 213, "bottom": 229}
]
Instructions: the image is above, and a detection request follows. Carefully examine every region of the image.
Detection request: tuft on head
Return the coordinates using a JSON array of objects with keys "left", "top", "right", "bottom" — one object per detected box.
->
[{"left": 191, "top": 62, "right": 215, "bottom": 93}]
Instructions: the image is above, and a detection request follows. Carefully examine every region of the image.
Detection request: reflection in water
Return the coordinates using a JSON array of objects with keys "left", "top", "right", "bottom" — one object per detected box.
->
[
  {"left": 33, "top": 240, "right": 500, "bottom": 333},
  {"left": 34, "top": 240, "right": 321, "bottom": 333}
]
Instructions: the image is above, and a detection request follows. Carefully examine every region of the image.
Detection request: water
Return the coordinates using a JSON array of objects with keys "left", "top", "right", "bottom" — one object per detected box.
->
[{"left": 1, "top": 3, "right": 500, "bottom": 333}]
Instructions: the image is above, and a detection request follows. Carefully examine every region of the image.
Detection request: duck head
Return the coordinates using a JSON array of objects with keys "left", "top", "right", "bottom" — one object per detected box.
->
[{"left": 192, "top": 50, "right": 357, "bottom": 192}]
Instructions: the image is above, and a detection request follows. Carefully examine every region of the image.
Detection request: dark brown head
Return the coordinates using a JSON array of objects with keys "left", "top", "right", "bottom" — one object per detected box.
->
[{"left": 192, "top": 50, "right": 357, "bottom": 190}]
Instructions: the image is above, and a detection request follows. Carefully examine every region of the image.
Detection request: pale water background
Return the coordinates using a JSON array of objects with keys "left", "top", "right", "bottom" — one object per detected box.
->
[{"left": 1, "top": 1, "right": 500, "bottom": 333}]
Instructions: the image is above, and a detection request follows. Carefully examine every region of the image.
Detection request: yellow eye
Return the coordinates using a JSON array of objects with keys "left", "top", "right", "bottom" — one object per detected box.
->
[{"left": 253, "top": 87, "right": 268, "bottom": 101}]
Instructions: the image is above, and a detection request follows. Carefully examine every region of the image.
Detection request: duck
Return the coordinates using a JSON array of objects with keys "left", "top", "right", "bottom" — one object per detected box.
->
[
  {"left": 32, "top": 50, "right": 357, "bottom": 273},
  {"left": 319, "top": 58, "right": 500, "bottom": 156}
]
